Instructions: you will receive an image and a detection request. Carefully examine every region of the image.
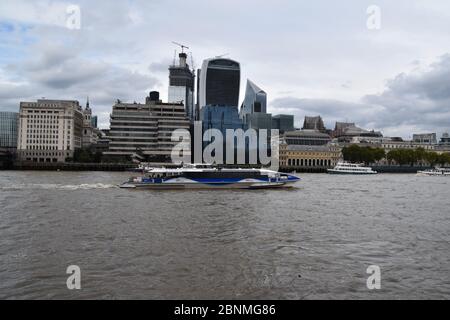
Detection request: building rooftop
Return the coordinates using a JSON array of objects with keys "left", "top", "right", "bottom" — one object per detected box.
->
[
  {"left": 284, "top": 129, "right": 331, "bottom": 138},
  {"left": 286, "top": 145, "right": 334, "bottom": 152}
]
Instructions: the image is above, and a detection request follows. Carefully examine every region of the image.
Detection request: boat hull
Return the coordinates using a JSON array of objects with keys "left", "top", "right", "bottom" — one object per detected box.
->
[
  {"left": 327, "top": 170, "right": 377, "bottom": 175},
  {"left": 120, "top": 179, "right": 299, "bottom": 190}
]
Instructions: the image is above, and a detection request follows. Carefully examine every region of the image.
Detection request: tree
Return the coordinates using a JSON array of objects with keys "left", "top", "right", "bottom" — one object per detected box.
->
[
  {"left": 424, "top": 152, "right": 439, "bottom": 167},
  {"left": 437, "top": 153, "right": 450, "bottom": 167},
  {"left": 342, "top": 145, "right": 386, "bottom": 165}
]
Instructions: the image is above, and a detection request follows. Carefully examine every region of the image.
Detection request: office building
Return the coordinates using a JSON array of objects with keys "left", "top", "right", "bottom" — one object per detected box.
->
[
  {"left": 413, "top": 133, "right": 437, "bottom": 145},
  {"left": 272, "top": 115, "right": 294, "bottom": 134},
  {"left": 440, "top": 133, "right": 450, "bottom": 145},
  {"left": 334, "top": 123, "right": 383, "bottom": 142},
  {"left": 240, "top": 80, "right": 272, "bottom": 131},
  {"left": 17, "top": 99, "right": 84, "bottom": 162},
  {"left": 91, "top": 115, "right": 98, "bottom": 128},
  {"left": 0, "top": 112, "right": 19, "bottom": 150},
  {"left": 105, "top": 91, "right": 190, "bottom": 162},
  {"left": 200, "top": 105, "right": 243, "bottom": 136},
  {"left": 241, "top": 80, "right": 267, "bottom": 117},
  {"left": 283, "top": 130, "right": 331, "bottom": 146},
  {"left": 168, "top": 52, "right": 195, "bottom": 121},
  {"left": 198, "top": 58, "right": 240, "bottom": 108}
]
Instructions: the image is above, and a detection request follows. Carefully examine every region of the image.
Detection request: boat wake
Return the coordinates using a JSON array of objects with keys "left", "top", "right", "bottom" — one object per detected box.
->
[{"left": 0, "top": 183, "right": 118, "bottom": 191}]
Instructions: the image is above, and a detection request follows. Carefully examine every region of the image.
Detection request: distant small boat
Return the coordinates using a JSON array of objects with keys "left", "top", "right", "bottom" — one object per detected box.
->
[
  {"left": 328, "top": 162, "right": 377, "bottom": 175},
  {"left": 417, "top": 168, "right": 450, "bottom": 176}
]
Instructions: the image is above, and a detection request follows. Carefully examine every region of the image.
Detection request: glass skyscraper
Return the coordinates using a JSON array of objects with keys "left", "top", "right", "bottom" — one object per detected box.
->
[
  {"left": 240, "top": 80, "right": 271, "bottom": 131},
  {"left": 0, "top": 112, "right": 19, "bottom": 149},
  {"left": 198, "top": 58, "right": 240, "bottom": 109},
  {"left": 200, "top": 105, "right": 243, "bottom": 137}
]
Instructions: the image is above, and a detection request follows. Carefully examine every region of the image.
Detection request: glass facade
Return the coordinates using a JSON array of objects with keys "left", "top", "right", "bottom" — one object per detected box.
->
[
  {"left": 200, "top": 105, "right": 243, "bottom": 136},
  {"left": 199, "top": 58, "right": 240, "bottom": 108},
  {"left": 241, "top": 80, "right": 267, "bottom": 117},
  {"left": 0, "top": 112, "right": 18, "bottom": 148},
  {"left": 240, "top": 80, "right": 270, "bottom": 131},
  {"left": 272, "top": 115, "right": 294, "bottom": 134}
]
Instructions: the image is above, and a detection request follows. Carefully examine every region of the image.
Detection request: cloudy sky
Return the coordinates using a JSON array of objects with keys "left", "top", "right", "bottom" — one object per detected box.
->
[{"left": 0, "top": 0, "right": 449, "bottom": 138}]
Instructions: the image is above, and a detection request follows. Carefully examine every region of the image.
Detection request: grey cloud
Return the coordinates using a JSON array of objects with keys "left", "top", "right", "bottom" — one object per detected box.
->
[
  {"left": 149, "top": 60, "right": 171, "bottom": 73},
  {"left": 270, "top": 54, "right": 450, "bottom": 136},
  {"left": 363, "top": 54, "right": 450, "bottom": 132},
  {"left": 270, "top": 97, "right": 382, "bottom": 129},
  {"left": 1, "top": 43, "right": 160, "bottom": 128}
]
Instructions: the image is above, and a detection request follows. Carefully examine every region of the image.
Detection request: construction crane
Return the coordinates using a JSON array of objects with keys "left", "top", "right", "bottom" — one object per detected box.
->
[
  {"left": 172, "top": 41, "right": 189, "bottom": 53},
  {"left": 189, "top": 52, "right": 196, "bottom": 73}
]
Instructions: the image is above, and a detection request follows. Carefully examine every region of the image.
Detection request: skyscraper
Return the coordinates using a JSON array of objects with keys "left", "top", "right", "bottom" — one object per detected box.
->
[
  {"left": 0, "top": 112, "right": 18, "bottom": 150},
  {"left": 241, "top": 79, "right": 267, "bottom": 116},
  {"left": 240, "top": 80, "right": 271, "bottom": 131},
  {"left": 198, "top": 58, "right": 241, "bottom": 109},
  {"left": 168, "top": 53, "right": 195, "bottom": 121}
]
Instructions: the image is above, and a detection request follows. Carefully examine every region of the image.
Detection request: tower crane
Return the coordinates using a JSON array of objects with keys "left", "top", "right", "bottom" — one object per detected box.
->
[{"left": 172, "top": 41, "right": 189, "bottom": 53}]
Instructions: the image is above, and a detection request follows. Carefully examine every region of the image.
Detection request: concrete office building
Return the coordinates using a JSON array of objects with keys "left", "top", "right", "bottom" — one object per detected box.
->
[
  {"left": 440, "top": 133, "right": 450, "bottom": 145},
  {"left": 0, "top": 112, "right": 19, "bottom": 150},
  {"left": 168, "top": 52, "right": 195, "bottom": 121},
  {"left": 105, "top": 92, "right": 190, "bottom": 162},
  {"left": 413, "top": 133, "right": 437, "bottom": 145},
  {"left": 17, "top": 99, "right": 84, "bottom": 162}
]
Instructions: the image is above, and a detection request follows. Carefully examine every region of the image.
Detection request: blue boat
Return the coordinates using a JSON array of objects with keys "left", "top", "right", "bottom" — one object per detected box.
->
[{"left": 120, "top": 164, "right": 300, "bottom": 189}]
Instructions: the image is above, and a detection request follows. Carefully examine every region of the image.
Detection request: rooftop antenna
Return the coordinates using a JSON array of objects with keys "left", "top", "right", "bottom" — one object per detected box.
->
[
  {"left": 215, "top": 53, "right": 230, "bottom": 59},
  {"left": 173, "top": 50, "right": 177, "bottom": 66},
  {"left": 172, "top": 41, "right": 189, "bottom": 54}
]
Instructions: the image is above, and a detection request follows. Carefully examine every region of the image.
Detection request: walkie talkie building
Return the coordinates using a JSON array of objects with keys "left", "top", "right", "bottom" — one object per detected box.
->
[{"left": 198, "top": 58, "right": 241, "bottom": 108}]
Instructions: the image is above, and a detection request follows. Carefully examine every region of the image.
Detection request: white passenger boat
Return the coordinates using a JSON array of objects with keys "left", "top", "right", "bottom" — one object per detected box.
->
[
  {"left": 327, "top": 162, "right": 377, "bottom": 175},
  {"left": 120, "top": 164, "right": 301, "bottom": 189},
  {"left": 417, "top": 168, "right": 450, "bottom": 176}
]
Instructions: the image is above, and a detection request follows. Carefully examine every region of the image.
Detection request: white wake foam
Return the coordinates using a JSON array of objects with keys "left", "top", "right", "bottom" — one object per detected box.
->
[{"left": 1, "top": 183, "right": 117, "bottom": 191}]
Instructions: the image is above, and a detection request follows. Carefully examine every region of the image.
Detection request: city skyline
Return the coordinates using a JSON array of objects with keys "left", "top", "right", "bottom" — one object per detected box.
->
[{"left": 0, "top": 0, "right": 450, "bottom": 138}]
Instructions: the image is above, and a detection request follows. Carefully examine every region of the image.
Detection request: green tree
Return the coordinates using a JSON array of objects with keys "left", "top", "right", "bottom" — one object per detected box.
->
[
  {"left": 342, "top": 145, "right": 386, "bottom": 165},
  {"left": 437, "top": 153, "right": 450, "bottom": 166},
  {"left": 424, "top": 152, "right": 439, "bottom": 167}
]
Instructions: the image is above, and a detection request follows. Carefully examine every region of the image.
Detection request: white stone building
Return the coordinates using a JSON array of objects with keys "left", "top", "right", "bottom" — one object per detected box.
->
[{"left": 17, "top": 99, "right": 84, "bottom": 163}]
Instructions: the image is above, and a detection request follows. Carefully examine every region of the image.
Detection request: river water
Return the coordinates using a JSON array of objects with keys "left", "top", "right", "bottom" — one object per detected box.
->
[{"left": 0, "top": 171, "right": 449, "bottom": 300}]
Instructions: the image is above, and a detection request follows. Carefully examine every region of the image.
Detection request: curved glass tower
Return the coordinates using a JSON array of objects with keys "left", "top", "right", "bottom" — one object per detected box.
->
[{"left": 198, "top": 58, "right": 240, "bottom": 109}]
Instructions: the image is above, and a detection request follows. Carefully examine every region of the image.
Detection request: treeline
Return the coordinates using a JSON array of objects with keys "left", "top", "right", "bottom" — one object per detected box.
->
[
  {"left": 342, "top": 145, "right": 450, "bottom": 166},
  {"left": 67, "top": 148, "right": 103, "bottom": 163},
  {"left": 342, "top": 145, "right": 385, "bottom": 164},
  {"left": 387, "top": 148, "right": 450, "bottom": 166}
]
